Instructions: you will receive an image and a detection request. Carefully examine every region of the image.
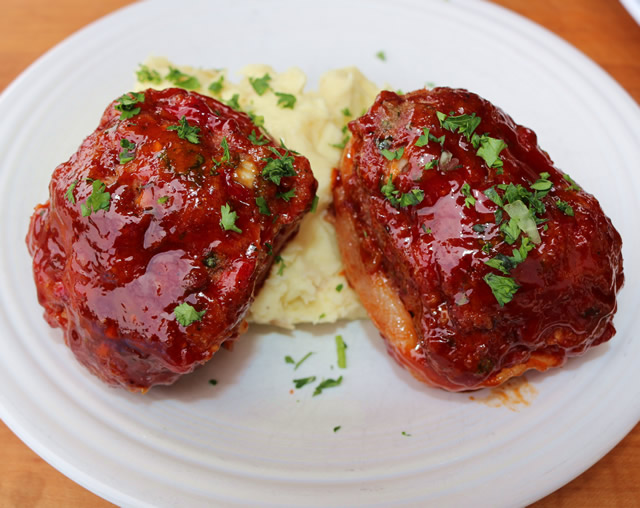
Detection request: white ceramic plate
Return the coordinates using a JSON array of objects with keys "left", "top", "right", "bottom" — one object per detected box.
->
[
  {"left": 620, "top": 0, "right": 640, "bottom": 24},
  {"left": 1, "top": 0, "right": 639, "bottom": 506}
]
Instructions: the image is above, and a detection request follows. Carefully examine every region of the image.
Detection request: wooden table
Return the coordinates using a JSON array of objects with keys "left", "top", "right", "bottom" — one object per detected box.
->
[{"left": 1, "top": 0, "right": 638, "bottom": 506}]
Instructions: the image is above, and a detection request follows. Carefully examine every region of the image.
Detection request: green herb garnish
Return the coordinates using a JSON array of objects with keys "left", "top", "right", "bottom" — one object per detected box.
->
[
  {"left": 174, "top": 302, "right": 206, "bottom": 327},
  {"left": 249, "top": 74, "right": 272, "bottom": 95},
  {"left": 118, "top": 138, "right": 136, "bottom": 164},
  {"left": 114, "top": 92, "right": 145, "bottom": 120},
  {"left": 65, "top": 180, "right": 78, "bottom": 204},
  {"left": 224, "top": 93, "right": 241, "bottom": 110},
  {"left": 293, "top": 376, "right": 317, "bottom": 389},
  {"left": 335, "top": 335, "right": 347, "bottom": 369},
  {"left": 165, "top": 67, "right": 201, "bottom": 90},
  {"left": 167, "top": 115, "right": 200, "bottom": 144},
  {"left": 380, "top": 146, "right": 404, "bottom": 161},
  {"left": 313, "top": 376, "right": 343, "bottom": 396},
  {"left": 483, "top": 273, "right": 520, "bottom": 307},
  {"left": 262, "top": 146, "right": 296, "bottom": 185},
  {"left": 208, "top": 75, "right": 224, "bottom": 94},
  {"left": 460, "top": 182, "right": 476, "bottom": 208},
  {"left": 136, "top": 65, "right": 161, "bottom": 84},
  {"left": 220, "top": 203, "right": 242, "bottom": 233},
  {"left": 277, "top": 189, "right": 296, "bottom": 202},
  {"left": 255, "top": 196, "right": 271, "bottom": 216},
  {"left": 555, "top": 199, "right": 575, "bottom": 216},
  {"left": 381, "top": 175, "right": 424, "bottom": 208},
  {"left": 80, "top": 179, "right": 110, "bottom": 217},
  {"left": 310, "top": 195, "right": 319, "bottom": 213},
  {"left": 275, "top": 92, "right": 296, "bottom": 109},
  {"left": 248, "top": 130, "right": 269, "bottom": 146}
]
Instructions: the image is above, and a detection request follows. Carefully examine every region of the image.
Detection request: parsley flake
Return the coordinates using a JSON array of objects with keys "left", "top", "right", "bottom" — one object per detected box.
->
[
  {"left": 341, "top": 107, "right": 352, "bottom": 117},
  {"left": 248, "top": 130, "right": 269, "bottom": 146},
  {"left": 276, "top": 255, "right": 286, "bottom": 276},
  {"left": 555, "top": 199, "right": 575, "bottom": 216},
  {"left": 424, "top": 158, "right": 438, "bottom": 170},
  {"left": 460, "top": 182, "right": 476, "bottom": 208},
  {"left": 220, "top": 203, "right": 242, "bottom": 233},
  {"left": 224, "top": 94, "right": 241, "bottom": 110},
  {"left": 157, "top": 196, "right": 169, "bottom": 205},
  {"left": 174, "top": 302, "right": 206, "bottom": 327},
  {"left": 80, "top": 179, "right": 110, "bottom": 217},
  {"left": 249, "top": 74, "right": 272, "bottom": 95},
  {"left": 333, "top": 426, "right": 341, "bottom": 432},
  {"left": 483, "top": 273, "right": 520, "bottom": 307},
  {"left": 376, "top": 50, "right": 386, "bottom": 61},
  {"left": 277, "top": 189, "right": 296, "bottom": 202},
  {"left": 256, "top": 196, "right": 271, "bottom": 215},
  {"left": 65, "top": 180, "right": 78, "bottom": 204},
  {"left": 313, "top": 376, "right": 343, "bottom": 396},
  {"left": 310, "top": 195, "right": 319, "bottom": 213},
  {"left": 167, "top": 115, "right": 200, "bottom": 144},
  {"left": 380, "top": 146, "right": 404, "bottom": 161},
  {"left": 473, "top": 134, "right": 507, "bottom": 169},
  {"left": 336, "top": 284, "right": 344, "bottom": 292},
  {"left": 275, "top": 92, "right": 296, "bottom": 109},
  {"left": 208, "top": 75, "right": 224, "bottom": 94},
  {"left": 415, "top": 128, "right": 430, "bottom": 147},
  {"left": 293, "top": 376, "right": 317, "bottom": 389},
  {"left": 381, "top": 175, "right": 424, "bottom": 208},
  {"left": 118, "top": 138, "right": 136, "bottom": 164},
  {"left": 335, "top": 335, "right": 347, "bottom": 369},
  {"left": 262, "top": 147, "right": 296, "bottom": 185},
  {"left": 285, "top": 356, "right": 295, "bottom": 364},
  {"left": 136, "top": 65, "right": 161, "bottom": 84},
  {"left": 563, "top": 173, "right": 582, "bottom": 191},
  {"left": 165, "top": 67, "right": 201, "bottom": 90},
  {"left": 114, "top": 92, "right": 145, "bottom": 120},
  {"left": 293, "top": 352, "right": 313, "bottom": 370},
  {"left": 436, "top": 111, "right": 481, "bottom": 140},
  {"left": 208, "top": 379, "right": 218, "bottom": 386}
]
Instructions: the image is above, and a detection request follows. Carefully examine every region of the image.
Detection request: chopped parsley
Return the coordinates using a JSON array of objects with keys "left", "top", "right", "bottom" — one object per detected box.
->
[
  {"left": 220, "top": 203, "right": 242, "bottom": 233},
  {"left": 291, "top": 352, "right": 314, "bottom": 370},
  {"left": 167, "top": 115, "right": 200, "bottom": 144},
  {"left": 249, "top": 74, "right": 272, "bottom": 95},
  {"left": 174, "top": 302, "right": 206, "bottom": 327},
  {"left": 376, "top": 50, "right": 386, "bottom": 61},
  {"left": 331, "top": 133, "right": 350, "bottom": 149},
  {"left": 415, "top": 128, "right": 430, "bottom": 147},
  {"left": 219, "top": 137, "right": 231, "bottom": 164},
  {"left": 485, "top": 237, "right": 534, "bottom": 275},
  {"left": 114, "top": 92, "right": 145, "bottom": 120},
  {"left": 310, "top": 195, "right": 319, "bottom": 213},
  {"left": 293, "top": 376, "right": 317, "bottom": 389},
  {"left": 248, "top": 130, "right": 269, "bottom": 146},
  {"left": 335, "top": 335, "right": 347, "bottom": 369},
  {"left": 208, "top": 379, "right": 218, "bottom": 386},
  {"left": 65, "top": 180, "right": 78, "bottom": 204},
  {"left": 165, "top": 67, "right": 201, "bottom": 90},
  {"left": 380, "top": 146, "right": 404, "bottom": 161},
  {"left": 157, "top": 196, "right": 169, "bottom": 205},
  {"left": 473, "top": 134, "right": 507, "bottom": 169},
  {"left": 277, "top": 189, "right": 296, "bottom": 202},
  {"left": 285, "top": 356, "right": 295, "bottom": 364},
  {"left": 208, "top": 75, "right": 224, "bottom": 94},
  {"left": 81, "top": 179, "right": 110, "bottom": 217},
  {"left": 265, "top": 243, "right": 273, "bottom": 256},
  {"left": 429, "top": 133, "right": 445, "bottom": 146},
  {"left": 224, "top": 94, "right": 241, "bottom": 110},
  {"left": 276, "top": 255, "right": 286, "bottom": 276},
  {"left": 402, "top": 431, "right": 412, "bottom": 437},
  {"left": 381, "top": 175, "right": 424, "bottom": 208},
  {"left": 530, "top": 172, "right": 553, "bottom": 195},
  {"left": 255, "top": 196, "right": 271, "bottom": 215},
  {"left": 118, "top": 138, "right": 136, "bottom": 164},
  {"left": 335, "top": 284, "right": 344, "bottom": 292},
  {"left": 424, "top": 158, "right": 438, "bottom": 170},
  {"left": 313, "top": 376, "right": 343, "bottom": 396},
  {"left": 333, "top": 426, "right": 341, "bottom": 432},
  {"left": 136, "top": 64, "right": 161, "bottom": 84},
  {"left": 483, "top": 273, "right": 520, "bottom": 307},
  {"left": 341, "top": 107, "right": 352, "bottom": 117},
  {"left": 563, "top": 173, "right": 582, "bottom": 191},
  {"left": 262, "top": 146, "right": 296, "bottom": 185},
  {"left": 247, "top": 111, "right": 265, "bottom": 127},
  {"left": 436, "top": 111, "right": 482, "bottom": 140},
  {"left": 275, "top": 92, "right": 296, "bottom": 109},
  {"left": 472, "top": 224, "right": 486, "bottom": 234},
  {"left": 421, "top": 224, "right": 432, "bottom": 234},
  {"left": 555, "top": 199, "right": 575, "bottom": 216},
  {"left": 460, "top": 182, "right": 476, "bottom": 208}
]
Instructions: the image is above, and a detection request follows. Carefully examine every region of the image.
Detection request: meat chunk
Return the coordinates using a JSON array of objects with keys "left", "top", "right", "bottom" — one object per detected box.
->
[
  {"left": 332, "top": 88, "right": 623, "bottom": 391},
  {"left": 27, "top": 88, "right": 317, "bottom": 391}
]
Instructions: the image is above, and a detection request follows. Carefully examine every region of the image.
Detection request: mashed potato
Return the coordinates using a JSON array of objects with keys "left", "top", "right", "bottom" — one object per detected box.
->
[{"left": 134, "top": 57, "right": 380, "bottom": 328}]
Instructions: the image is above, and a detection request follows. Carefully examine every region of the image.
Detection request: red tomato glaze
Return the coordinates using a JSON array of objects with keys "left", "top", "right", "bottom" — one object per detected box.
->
[{"left": 27, "top": 88, "right": 317, "bottom": 391}]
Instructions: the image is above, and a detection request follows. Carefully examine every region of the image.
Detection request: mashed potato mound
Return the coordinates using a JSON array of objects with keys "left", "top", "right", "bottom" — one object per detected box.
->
[{"left": 134, "top": 57, "right": 380, "bottom": 328}]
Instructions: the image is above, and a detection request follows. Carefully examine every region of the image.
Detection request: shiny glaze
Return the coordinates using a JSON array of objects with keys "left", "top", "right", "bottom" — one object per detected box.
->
[
  {"left": 334, "top": 88, "right": 623, "bottom": 390},
  {"left": 27, "top": 88, "right": 317, "bottom": 391}
]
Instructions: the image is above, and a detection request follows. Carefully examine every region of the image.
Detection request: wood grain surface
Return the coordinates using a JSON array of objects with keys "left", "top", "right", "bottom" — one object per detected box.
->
[{"left": 1, "top": 0, "right": 638, "bottom": 506}]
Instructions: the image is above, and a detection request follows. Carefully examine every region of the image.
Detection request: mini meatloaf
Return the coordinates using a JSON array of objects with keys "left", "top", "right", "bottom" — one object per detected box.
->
[
  {"left": 27, "top": 88, "right": 317, "bottom": 391},
  {"left": 332, "top": 88, "right": 623, "bottom": 391}
]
